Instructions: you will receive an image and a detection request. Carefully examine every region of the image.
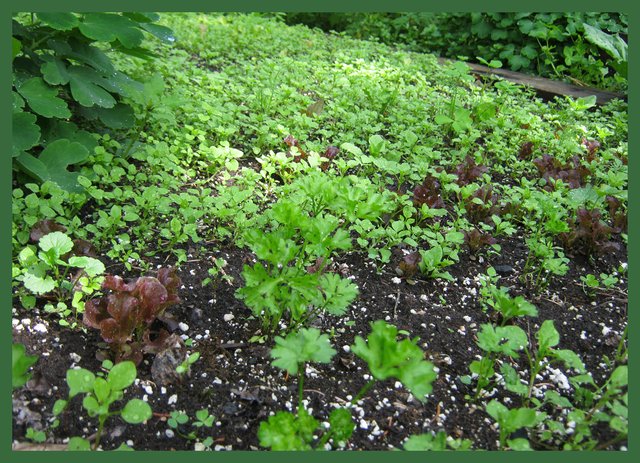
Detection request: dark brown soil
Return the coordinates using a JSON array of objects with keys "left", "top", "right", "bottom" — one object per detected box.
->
[{"left": 12, "top": 229, "right": 627, "bottom": 451}]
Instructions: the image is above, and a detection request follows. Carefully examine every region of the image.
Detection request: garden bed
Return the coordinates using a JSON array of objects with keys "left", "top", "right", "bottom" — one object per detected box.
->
[{"left": 12, "top": 13, "right": 627, "bottom": 451}]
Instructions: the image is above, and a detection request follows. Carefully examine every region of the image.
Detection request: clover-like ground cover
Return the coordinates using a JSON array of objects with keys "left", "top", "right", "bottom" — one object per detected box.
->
[{"left": 12, "top": 13, "right": 627, "bottom": 451}]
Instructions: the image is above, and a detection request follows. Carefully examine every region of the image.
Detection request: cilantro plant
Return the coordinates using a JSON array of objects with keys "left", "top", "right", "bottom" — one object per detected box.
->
[
  {"left": 53, "top": 361, "right": 152, "bottom": 450},
  {"left": 258, "top": 328, "right": 355, "bottom": 451},
  {"left": 236, "top": 198, "right": 358, "bottom": 334}
]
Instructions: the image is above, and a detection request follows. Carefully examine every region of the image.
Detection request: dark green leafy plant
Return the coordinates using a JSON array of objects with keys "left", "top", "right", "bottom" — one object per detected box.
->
[{"left": 12, "top": 12, "right": 174, "bottom": 191}]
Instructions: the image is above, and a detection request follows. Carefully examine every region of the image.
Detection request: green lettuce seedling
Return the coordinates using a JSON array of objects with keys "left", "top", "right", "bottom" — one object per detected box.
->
[{"left": 53, "top": 361, "right": 151, "bottom": 450}]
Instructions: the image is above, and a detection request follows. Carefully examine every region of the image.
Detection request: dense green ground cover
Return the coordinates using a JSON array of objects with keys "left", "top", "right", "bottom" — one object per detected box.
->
[{"left": 12, "top": 13, "right": 627, "bottom": 451}]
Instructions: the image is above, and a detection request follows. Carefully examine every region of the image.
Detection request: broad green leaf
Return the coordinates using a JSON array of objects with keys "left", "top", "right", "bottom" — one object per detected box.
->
[
  {"left": 67, "top": 368, "right": 96, "bottom": 398},
  {"left": 37, "top": 13, "right": 79, "bottom": 30},
  {"left": 17, "top": 77, "right": 71, "bottom": 118},
  {"left": 12, "top": 111, "right": 41, "bottom": 157},
  {"left": 121, "top": 399, "right": 152, "bottom": 424},
  {"left": 140, "top": 22, "right": 176, "bottom": 44},
  {"left": 12, "top": 343, "right": 38, "bottom": 388},
  {"left": 507, "top": 438, "right": 532, "bottom": 450},
  {"left": 78, "top": 103, "right": 134, "bottom": 129},
  {"left": 12, "top": 37, "right": 21, "bottom": 60},
  {"left": 609, "top": 365, "right": 628, "bottom": 389},
  {"left": 553, "top": 349, "right": 585, "bottom": 373},
  {"left": 123, "top": 12, "right": 161, "bottom": 23},
  {"left": 39, "top": 120, "right": 98, "bottom": 152},
  {"left": 22, "top": 270, "right": 56, "bottom": 295},
  {"left": 68, "top": 256, "right": 105, "bottom": 277},
  {"left": 68, "top": 437, "right": 91, "bottom": 451},
  {"left": 39, "top": 231, "right": 73, "bottom": 255},
  {"left": 583, "top": 23, "right": 627, "bottom": 62},
  {"left": 92, "top": 377, "right": 111, "bottom": 403},
  {"left": 536, "top": 320, "right": 560, "bottom": 352},
  {"left": 108, "top": 361, "right": 137, "bottom": 391},
  {"left": 13, "top": 91, "right": 25, "bottom": 111},
  {"left": 404, "top": 432, "right": 449, "bottom": 451},
  {"left": 67, "top": 66, "right": 116, "bottom": 108},
  {"left": 79, "top": 13, "right": 144, "bottom": 48},
  {"left": 16, "top": 139, "right": 90, "bottom": 192},
  {"left": 41, "top": 57, "right": 70, "bottom": 85}
]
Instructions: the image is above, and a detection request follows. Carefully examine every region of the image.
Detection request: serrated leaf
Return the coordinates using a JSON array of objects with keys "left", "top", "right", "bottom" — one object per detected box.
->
[
  {"left": 12, "top": 111, "right": 41, "bottom": 157},
  {"left": 258, "top": 410, "right": 316, "bottom": 450},
  {"left": 41, "top": 57, "right": 70, "bottom": 85},
  {"left": 67, "top": 65, "right": 116, "bottom": 108},
  {"left": 351, "top": 321, "right": 436, "bottom": 401},
  {"left": 17, "top": 77, "right": 71, "bottom": 118},
  {"left": 320, "top": 273, "right": 358, "bottom": 315},
  {"left": 37, "top": 13, "right": 79, "bottom": 31},
  {"left": 79, "top": 103, "right": 135, "bottom": 130},
  {"left": 271, "top": 328, "right": 336, "bottom": 374},
  {"left": 329, "top": 408, "right": 354, "bottom": 442},
  {"left": 79, "top": 13, "right": 144, "bottom": 48},
  {"left": 121, "top": 399, "right": 152, "bottom": 424},
  {"left": 39, "top": 231, "right": 74, "bottom": 255}
]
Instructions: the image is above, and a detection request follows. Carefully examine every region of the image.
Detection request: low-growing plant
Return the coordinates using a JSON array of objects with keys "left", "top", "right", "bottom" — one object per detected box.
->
[
  {"left": 53, "top": 361, "right": 152, "bottom": 450},
  {"left": 167, "top": 408, "right": 215, "bottom": 449},
  {"left": 403, "top": 431, "right": 473, "bottom": 450},
  {"left": 12, "top": 343, "right": 38, "bottom": 389},
  {"left": 559, "top": 208, "right": 620, "bottom": 256},
  {"left": 259, "top": 321, "right": 437, "bottom": 450},
  {"left": 532, "top": 154, "right": 590, "bottom": 190},
  {"left": 236, "top": 199, "right": 358, "bottom": 334},
  {"left": 14, "top": 229, "right": 105, "bottom": 322},
  {"left": 485, "top": 400, "right": 543, "bottom": 450},
  {"left": 83, "top": 267, "right": 181, "bottom": 364}
]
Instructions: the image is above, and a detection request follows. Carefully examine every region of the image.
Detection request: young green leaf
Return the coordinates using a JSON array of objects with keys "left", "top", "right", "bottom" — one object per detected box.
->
[
  {"left": 351, "top": 321, "right": 436, "bottom": 401},
  {"left": 121, "top": 399, "right": 152, "bottom": 424},
  {"left": 270, "top": 328, "right": 336, "bottom": 375}
]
